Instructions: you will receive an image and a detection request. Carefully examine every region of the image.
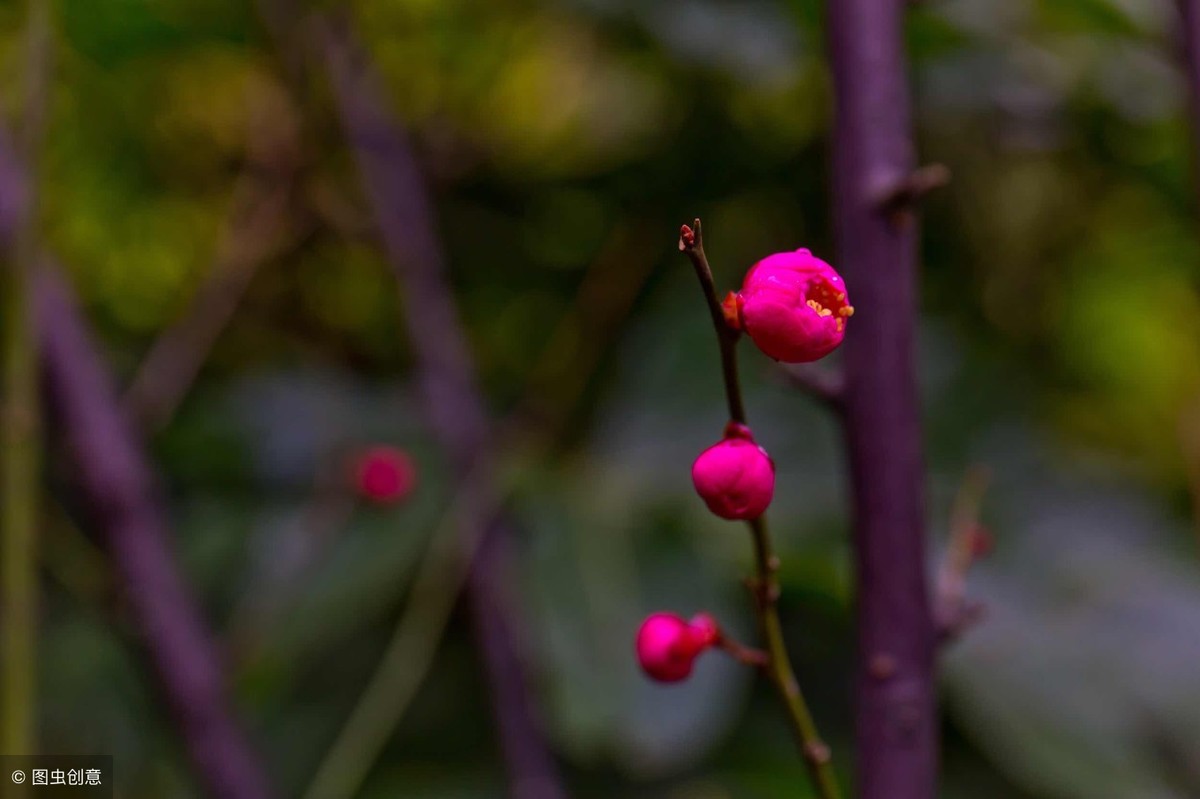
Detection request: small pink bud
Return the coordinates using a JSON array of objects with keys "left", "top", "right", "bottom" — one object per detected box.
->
[
  {"left": 635, "top": 612, "right": 720, "bottom": 683},
  {"left": 734, "top": 249, "right": 853, "bottom": 363},
  {"left": 679, "top": 224, "right": 696, "bottom": 250},
  {"left": 691, "top": 423, "right": 775, "bottom": 520},
  {"left": 353, "top": 445, "right": 417, "bottom": 506}
]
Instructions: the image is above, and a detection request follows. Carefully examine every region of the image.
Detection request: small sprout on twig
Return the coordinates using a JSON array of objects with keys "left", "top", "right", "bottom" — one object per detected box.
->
[
  {"left": 872, "top": 163, "right": 951, "bottom": 211},
  {"left": 872, "top": 163, "right": 951, "bottom": 229}
]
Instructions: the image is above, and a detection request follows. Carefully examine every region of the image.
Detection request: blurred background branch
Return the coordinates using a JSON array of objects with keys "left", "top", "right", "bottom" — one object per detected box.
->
[
  {"left": 267, "top": 8, "right": 568, "bottom": 799},
  {"left": 935, "top": 467, "right": 990, "bottom": 644},
  {"left": 0, "top": 115, "right": 275, "bottom": 794},
  {"left": 122, "top": 100, "right": 307, "bottom": 433},
  {"left": 33, "top": 264, "right": 275, "bottom": 799},
  {"left": 1, "top": 0, "right": 50, "bottom": 766}
]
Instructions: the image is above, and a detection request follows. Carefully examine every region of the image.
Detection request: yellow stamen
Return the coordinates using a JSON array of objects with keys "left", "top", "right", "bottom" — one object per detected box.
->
[{"left": 806, "top": 299, "right": 833, "bottom": 317}]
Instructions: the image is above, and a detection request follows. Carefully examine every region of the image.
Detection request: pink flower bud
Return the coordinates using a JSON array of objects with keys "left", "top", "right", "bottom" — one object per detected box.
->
[
  {"left": 353, "top": 445, "right": 417, "bottom": 506},
  {"left": 691, "top": 423, "right": 775, "bottom": 520},
  {"left": 732, "top": 249, "right": 853, "bottom": 362},
  {"left": 635, "top": 612, "right": 720, "bottom": 683}
]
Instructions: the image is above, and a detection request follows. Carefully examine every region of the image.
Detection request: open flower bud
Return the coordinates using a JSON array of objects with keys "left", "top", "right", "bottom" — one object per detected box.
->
[
  {"left": 691, "top": 423, "right": 775, "bottom": 520},
  {"left": 635, "top": 612, "right": 720, "bottom": 682},
  {"left": 729, "top": 249, "right": 853, "bottom": 362},
  {"left": 353, "top": 445, "right": 417, "bottom": 506}
]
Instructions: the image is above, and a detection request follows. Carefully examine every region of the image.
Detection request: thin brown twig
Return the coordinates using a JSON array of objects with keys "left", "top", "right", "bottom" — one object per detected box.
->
[
  {"left": 680, "top": 219, "right": 842, "bottom": 799},
  {"left": 515, "top": 221, "right": 660, "bottom": 434},
  {"left": 715, "top": 633, "right": 769, "bottom": 668},
  {"left": 679, "top": 219, "right": 746, "bottom": 424},
  {"left": 123, "top": 92, "right": 304, "bottom": 431}
]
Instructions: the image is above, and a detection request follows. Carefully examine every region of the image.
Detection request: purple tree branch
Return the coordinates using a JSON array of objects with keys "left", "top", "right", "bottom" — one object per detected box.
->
[
  {"left": 297, "top": 12, "right": 567, "bottom": 799},
  {"left": 1181, "top": 1, "right": 1200, "bottom": 184},
  {"left": 827, "top": 2, "right": 938, "bottom": 797},
  {"left": 0, "top": 132, "right": 273, "bottom": 799}
]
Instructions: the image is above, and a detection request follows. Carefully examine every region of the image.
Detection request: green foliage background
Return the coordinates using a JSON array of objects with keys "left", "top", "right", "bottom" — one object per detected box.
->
[{"left": 5, "top": 0, "right": 1200, "bottom": 796}]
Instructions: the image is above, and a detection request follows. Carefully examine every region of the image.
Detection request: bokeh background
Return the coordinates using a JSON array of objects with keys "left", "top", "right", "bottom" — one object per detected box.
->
[{"left": 4, "top": 0, "right": 1200, "bottom": 796}]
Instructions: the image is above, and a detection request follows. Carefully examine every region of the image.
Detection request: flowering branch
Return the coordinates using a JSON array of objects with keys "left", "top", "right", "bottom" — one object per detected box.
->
[{"left": 676, "top": 219, "right": 842, "bottom": 799}]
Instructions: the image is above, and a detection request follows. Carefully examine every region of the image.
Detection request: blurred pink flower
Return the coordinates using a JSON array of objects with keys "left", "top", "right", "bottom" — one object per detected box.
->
[
  {"left": 635, "top": 612, "right": 719, "bottom": 683},
  {"left": 354, "top": 445, "right": 417, "bottom": 506}
]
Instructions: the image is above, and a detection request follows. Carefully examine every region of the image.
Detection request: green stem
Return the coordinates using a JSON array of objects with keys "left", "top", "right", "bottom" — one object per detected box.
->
[
  {"left": 681, "top": 219, "right": 842, "bottom": 799},
  {"left": 2, "top": 253, "right": 38, "bottom": 759},
  {"left": 750, "top": 517, "right": 842, "bottom": 798},
  {"left": 1, "top": 244, "right": 37, "bottom": 764},
  {"left": 2, "top": 0, "right": 49, "bottom": 761},
  {"left": 302, "top": 460, "right": 499, "bottom": 799}
]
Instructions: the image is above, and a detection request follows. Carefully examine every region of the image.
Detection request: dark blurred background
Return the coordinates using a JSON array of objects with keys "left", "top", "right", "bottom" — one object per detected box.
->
[{"left": 4, "top": 0, "right": 1200, "bottom": 797}]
